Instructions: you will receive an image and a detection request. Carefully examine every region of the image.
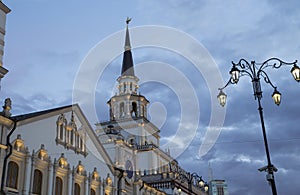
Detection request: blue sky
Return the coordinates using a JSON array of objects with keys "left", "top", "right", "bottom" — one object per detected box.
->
[{"left": 1, "top": 0, "right": 300, "bottom": 194}]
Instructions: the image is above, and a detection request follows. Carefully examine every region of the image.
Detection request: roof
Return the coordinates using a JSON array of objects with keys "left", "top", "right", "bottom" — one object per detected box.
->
[
  {"left": 121, "top": 50, "right": 135, "bottom": 76},
  {"left": 11, "top": 104, "right": 73, "bottom": 124},
  {"left": 121, "top": 22, "right": 135, "bottom": 77}
]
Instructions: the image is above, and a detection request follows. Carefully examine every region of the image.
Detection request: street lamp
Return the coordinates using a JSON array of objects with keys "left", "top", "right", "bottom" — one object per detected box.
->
[
  {"left": 217, "top": 90, "right": 227, "bottom": 107},
  {"left": 188, "top": 173, "right": 209, "bottom": 194},
  {"left": 229, "top": 65, "right": 240, "bottom": 83},
  {"left": 169, "top": 160, "right": 209, "bottom": 194},
  {"left": 291, "top": 64, "right": 300, "bottom": 82},
  {"left": 271, "top": 88, "right": 281, "bottom": 106},
  {"left": 218, "top": 58, "right": 298, "bottom": 195}
]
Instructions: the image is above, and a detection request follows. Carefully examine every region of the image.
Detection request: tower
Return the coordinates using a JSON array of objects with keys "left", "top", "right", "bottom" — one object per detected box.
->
[
  {"left": 107, "top": 18, "right": 149, "bottom": 121},
  {"left": 97, "top": 19, "right": 162, "bottom": 194}
]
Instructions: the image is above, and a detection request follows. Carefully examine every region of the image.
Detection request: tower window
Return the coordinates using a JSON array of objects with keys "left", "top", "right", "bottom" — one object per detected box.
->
[
  {"left": 141, "top": 105, "right": 144, "bottom": 117},
  {"left": 6, "top": 161, "right": 18, "bottom": 189},
  {"left": 131, "top": 102, "right": 137, "bottom": 117},
  {"left": 120, "top": 102, "right": 125, "bottom": 117}
]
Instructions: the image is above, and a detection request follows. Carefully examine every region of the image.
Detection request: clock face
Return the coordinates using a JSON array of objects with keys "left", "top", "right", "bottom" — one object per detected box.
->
[{"left": 125, "top": 160, "right": 133, "bottom": 179}]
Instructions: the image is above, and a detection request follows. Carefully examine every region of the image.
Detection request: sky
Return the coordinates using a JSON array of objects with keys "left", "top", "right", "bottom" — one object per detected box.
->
[{"left": 1, "top": 0, "right": 300, "bottom": 194}]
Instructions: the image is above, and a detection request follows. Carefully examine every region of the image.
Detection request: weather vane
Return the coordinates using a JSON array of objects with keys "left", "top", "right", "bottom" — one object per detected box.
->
[{"left": 126, "top": 17, "right": 132, "bottom": 24}]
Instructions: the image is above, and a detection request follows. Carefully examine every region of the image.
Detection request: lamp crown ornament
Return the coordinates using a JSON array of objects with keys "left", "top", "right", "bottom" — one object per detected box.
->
[{"left": 218, "top": 58, "right": 298, "bottom": 107}]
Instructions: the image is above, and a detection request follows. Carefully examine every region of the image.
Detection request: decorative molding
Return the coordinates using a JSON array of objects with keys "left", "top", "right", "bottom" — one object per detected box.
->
[
  {"left": 0, "top": 27, "right": 5, "bottom": 35},
  {"left": 0, "top": 115, "right": 13, "bottom": 127},
  {"left": 0, "top": 1, "right": 10, "bottom": 14}
]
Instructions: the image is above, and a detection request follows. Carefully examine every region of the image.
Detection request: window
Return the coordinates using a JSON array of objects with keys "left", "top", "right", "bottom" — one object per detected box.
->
[
  {"left": 120, "top": 102, "right": 125, "bottom": 117},
  {"left": 90, "top": 188, "right": 96, "bottom": 195},
  {"left": 79, "top": 138, "right": 83, "bottom": 150},
  {"left": 71, "top": 130, "right": 74, "bottom": 145},
  {"left": 66, "top": 130, "right": 70, "bottom": 144},
  {"left": 141, "top": 105, "right": 144, "bottom": 116},
  {"left": 6, "top": 161, "right": 18, "bottom": 189},
  {"left": 55, "top": 177, "right": 63, "bottom": 195},
  {"left": 59, "top": 125, "right": 64, "bottom": 140},
  {"left": 76, "top": 133, "right": 79, "bottom": 148},
  {"left": 217, "top": 186, "right": 224, "bottom": 195},
  {"left": 131, "top": 102, "right": 137, "bottom": 117},
  {"left": 32, "top": 169, "right": 43, "bottom": 194},
  {"left": 74, "top": 183, "right": 80, "bottom": 195},
  {"left": 57, "top": 114, "right": 66, "bottom": 141}
]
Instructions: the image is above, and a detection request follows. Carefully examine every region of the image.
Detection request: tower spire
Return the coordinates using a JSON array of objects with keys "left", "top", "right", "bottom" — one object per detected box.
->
[
  {"left": 121, "top": 17, "right": 135, "bottom": 77},
  {"left": 106, "top": 18, "right": 149, "bottom": 121},
  {"left": 124, "top": 17, "right": 131, "bottom": 51}
]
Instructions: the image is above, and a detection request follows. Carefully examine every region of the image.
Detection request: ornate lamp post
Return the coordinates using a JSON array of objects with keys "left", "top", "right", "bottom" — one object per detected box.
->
[
  {"left": 177, "top": 172, "right": 209, "bottom": 195},
  {"left": 188, "top": 173, "right": 209, "bottom": 194},
  {"left": 217, "top": 58, "right": 299, "bottom": 195}
]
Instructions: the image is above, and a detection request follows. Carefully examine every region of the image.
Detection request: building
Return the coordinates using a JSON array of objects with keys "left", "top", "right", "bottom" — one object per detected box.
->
[
  {"left": 208, "top": 180, "right": 228, "bottom": 195},
  {"left": 0, "top": 1, "right": 10, "bottom": 85},
  {"left": 0, "top": 3, "right": 223, "bottom": 195}
]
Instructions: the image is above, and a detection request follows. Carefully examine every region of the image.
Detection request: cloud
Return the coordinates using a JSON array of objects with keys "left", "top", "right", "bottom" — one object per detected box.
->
[{"left": 3, "top": 1, "right": 300, "bottom": 194}]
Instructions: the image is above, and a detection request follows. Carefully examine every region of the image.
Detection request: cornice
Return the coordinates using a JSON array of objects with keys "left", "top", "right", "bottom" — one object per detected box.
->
[
  {"left": 0, "top": 115, "right": 13, "bottom": 127},
  {"left": 0, "top": 2, "right": 10, "bottom": 14}
]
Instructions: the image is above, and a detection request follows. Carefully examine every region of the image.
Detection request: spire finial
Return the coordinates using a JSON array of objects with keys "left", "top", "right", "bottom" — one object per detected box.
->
[
  {"left": 126, "top": 17, "right": 132, "bottom": 24},
  {"left": 124, "top": 17, "right": 132, "bottom": 51},
  {"left": 121, "top": 17, "right": 135, "bottom": 77}
]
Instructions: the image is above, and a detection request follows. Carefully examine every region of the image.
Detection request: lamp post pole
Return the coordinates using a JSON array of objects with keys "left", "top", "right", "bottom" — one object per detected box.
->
[
  {"left": 217, "top": 58, "right": 299, "bottom": 195},
  {"left": 257, "top": 96, "right": 277, "bottom": 195}
]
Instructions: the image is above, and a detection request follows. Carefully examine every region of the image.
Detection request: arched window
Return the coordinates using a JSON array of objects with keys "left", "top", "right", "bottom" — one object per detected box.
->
[
  {"left": 55, "top": 177, "right": 63, "bottom": 195},
  {"left": 80, "top": 138, "right": 84, "bottom": 152},
  {"left": 57, "top": 114, "right": 66, "bottom": 141},
  {"left": 66, "top": 129, "right": 72, "bottom": 144},
  {"left": 71, "top": 130, "right": 74, "bottom": 146},
  {"left": 6, "top": 161, "right": 18, "bottom": 189},
  {"left": 131, "top": 102, "right": 137, "bottom": 117},
  {"left": 74, "top": 183, "right": 80, "bottom": 195},
  {"left": 32, "top": 169, "right": 43, "bottom": 194},
  {"left": 141, "top": 105, "right": 144, "bottom": 117},
  {"left": 90, "top": 188, "right": 96, "bottom": 195},
  {"left": 59, "top": 124, "right": 64, "bottom": 140},
  {"left": 119, "top": 102, "right": 125, "bottom": 117}
]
